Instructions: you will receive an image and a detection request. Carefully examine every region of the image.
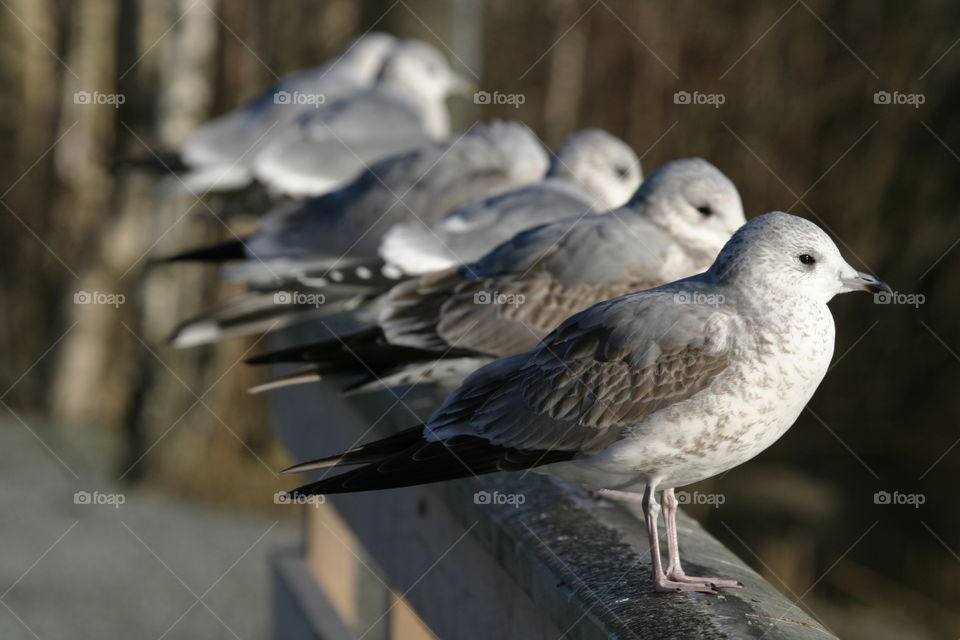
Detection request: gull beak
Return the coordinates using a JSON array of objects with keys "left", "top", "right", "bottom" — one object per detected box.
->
[
  {"left": 840, "top": 270, "right": 892, "bottom": 294},
  {"left": 448, "top": 71, "right": 478, "bottom": 96}
]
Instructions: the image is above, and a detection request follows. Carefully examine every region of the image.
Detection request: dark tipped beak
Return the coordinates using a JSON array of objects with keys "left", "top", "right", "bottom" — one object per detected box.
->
[{"left": 841, "top": 271, "right": 892, "bottom": 294}]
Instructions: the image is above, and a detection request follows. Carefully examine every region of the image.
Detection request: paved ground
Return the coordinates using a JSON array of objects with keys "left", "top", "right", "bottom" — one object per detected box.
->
[{"left": 0, "top": 417, "right": 298, "bottom": 640}]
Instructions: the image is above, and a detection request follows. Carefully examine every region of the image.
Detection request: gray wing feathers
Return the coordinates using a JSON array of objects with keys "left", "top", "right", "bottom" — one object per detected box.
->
[{"left": 426, "top": 290, "right": 735, "bottom": 454}]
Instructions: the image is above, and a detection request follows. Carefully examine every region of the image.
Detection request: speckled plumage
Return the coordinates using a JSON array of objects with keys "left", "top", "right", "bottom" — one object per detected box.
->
[
  {"left": 380, "top": 158, "right": 746, "bottom": 358},
  {"left": 283, "top": 212, "right": 890, "bottom": 594},
  {"left": 245, "top": 159, "right": 745, "bottom": 394}
]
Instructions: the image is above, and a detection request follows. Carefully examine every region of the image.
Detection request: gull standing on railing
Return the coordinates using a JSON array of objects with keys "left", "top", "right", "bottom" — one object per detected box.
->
[{"left": 280, "top": 212, "right": 891, "bottom": 594}]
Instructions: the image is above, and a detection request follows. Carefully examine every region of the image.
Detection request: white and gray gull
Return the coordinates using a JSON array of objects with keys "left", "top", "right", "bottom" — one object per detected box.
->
[
  {"left": 379, "top": 128, "right": 644, "bottom": 274},
  {"left": 280, "top": 211, "right": 891, "bottom": 594},
  {"left": 163, "top": 32, "right": 398, "bottom": 194},
  {"left": 252, "top": 38, "right": 474, "bottom": 197},
  {"left": 247, "top": 158, "right": 744, "bottom": 393}
]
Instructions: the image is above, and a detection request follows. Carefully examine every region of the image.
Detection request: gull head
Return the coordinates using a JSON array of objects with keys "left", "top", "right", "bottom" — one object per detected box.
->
[
  {"left": 550, "top": 129, "right": 643, "bottom": 209},
  {"left": 336, "top": 32, "right": 398, "bottom": 82},
  {"left": 475, "top": 121, "right": 550, "bottom": 184},
  {"left": 629, "top": 158, "right": 745, "bottom": 255},
  {"left": 378, "top": 40, "right": 473, "bottom": 99},
  {"left": 710, "top": 211, "right": 891, "bottom": 303}
]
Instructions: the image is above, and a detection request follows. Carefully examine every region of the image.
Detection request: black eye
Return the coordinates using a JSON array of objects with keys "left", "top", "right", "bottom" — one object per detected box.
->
[
  {"left": 615, "top": 165, "right": 630, "bottom": 179},
  {"left": 696, "top": 205, "right": 713, "bottom": 217},
  {"left": 798, "top": 254, "right": 816, "bottom": 265}
]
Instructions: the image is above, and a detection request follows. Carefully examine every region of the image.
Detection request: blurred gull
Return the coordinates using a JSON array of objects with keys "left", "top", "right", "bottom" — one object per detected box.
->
[
  {"left": 252, "top": 39, "right": 474, "bottom": 197},
  {"left": 247, "top": 158, "right": 745, "bottom": 393},
  {"left": 162, "top": 121, "right": 550, "bottom": 347},
  {"left": 169, "top": 32, "right": 398, "bottom": 194},
  {"left": 379, "top": 128, "right": 643, "bottom": 275},
  {"left": 279, "top": 211, "right": 891, "bottom": 594}
]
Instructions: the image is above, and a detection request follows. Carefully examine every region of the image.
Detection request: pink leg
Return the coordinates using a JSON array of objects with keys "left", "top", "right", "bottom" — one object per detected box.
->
[
  {"left": 662, "top": 488, "right": 741, "bottom": 589},
  {"left": 596, "top": 487, "right": 717, "bottom": 594}
]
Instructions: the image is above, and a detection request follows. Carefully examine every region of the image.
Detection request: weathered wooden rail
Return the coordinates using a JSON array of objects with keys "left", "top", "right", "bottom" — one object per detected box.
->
[{"left": 265, "top": 323, "right": 836, "bottom": 640}]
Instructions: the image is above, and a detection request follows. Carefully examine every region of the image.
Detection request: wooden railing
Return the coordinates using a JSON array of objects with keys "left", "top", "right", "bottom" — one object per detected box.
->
[{"left": 265, "top": 322, "right": 836, "bottom": 640}]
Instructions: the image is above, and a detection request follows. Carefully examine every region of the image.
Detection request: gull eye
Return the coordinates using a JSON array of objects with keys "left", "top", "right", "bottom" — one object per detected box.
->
[
  {"left": 798, "top": 254, "right": 816, "bottom": 265},
  {"left": 614, "top": 165, "right": 630, "bottom": 179},
  {"left": 696, "top": 205, "right": 713, "bottom": 217}
]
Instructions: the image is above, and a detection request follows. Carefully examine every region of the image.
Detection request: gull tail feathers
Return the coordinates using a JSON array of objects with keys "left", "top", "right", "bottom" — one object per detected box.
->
[
  {"left": 280, "top": 426, "right": 426, "bottom": 474},
  {"left": 288, "top": 434, "right": 576, "bottom": 496},
  {"left": 153, "top": 239, "right": 247, "bottom": 265},
  {"left": 110, "top": 152, "right": 187, "bottom": 174},
  {"left": 341, "top": 357, "right": 492, "bottom": 396},
  {"left": 247, "top": 367, "right": 322, "bottom": 394},
  {"left": 295, "top": 257, "right": 407, "bottom": 290},
  {"left": 246, "top": 326, "right": 460, "bottom": 368},
  {"left": 168, "top": 290, "right": 351, "bottom": 348},
  {"left": 246, "top": 356, "right": 486, "bottom": 396}
]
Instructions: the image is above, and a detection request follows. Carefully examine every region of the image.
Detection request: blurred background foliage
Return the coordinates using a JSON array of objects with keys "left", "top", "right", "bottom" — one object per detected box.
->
[{"left": 0, "top": 1, "right": 957, "bottom": 638}]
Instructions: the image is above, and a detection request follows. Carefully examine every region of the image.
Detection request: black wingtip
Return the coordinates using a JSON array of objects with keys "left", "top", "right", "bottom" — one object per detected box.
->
[
  {"left": 110, "top": 152, "right": 188, "bottom": 174},
  {"left": 151, "top": 239, "right": 247, "bottom": 265},
  {"left": 245, "top": 346, "right": 302, "bottom": 366}
]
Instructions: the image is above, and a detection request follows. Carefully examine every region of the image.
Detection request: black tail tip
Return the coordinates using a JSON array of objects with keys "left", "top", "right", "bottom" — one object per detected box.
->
[
  {"left": 110, "top": 152, "right": 188, "bottom": 174},
  {"left": 151, "top": 239, "right": 247, "bottom": 265},
  {"left": 245, "top": 353, "right": 273, "bottom": 366}
]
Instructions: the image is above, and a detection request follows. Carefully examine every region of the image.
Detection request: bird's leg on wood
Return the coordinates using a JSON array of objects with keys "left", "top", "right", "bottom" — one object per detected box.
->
[
  {"left": 595, "top": 486, "right": 716, "bottom": 594},
  {"left": 662, "top": 487, "right": 741, "bottom": 589}
]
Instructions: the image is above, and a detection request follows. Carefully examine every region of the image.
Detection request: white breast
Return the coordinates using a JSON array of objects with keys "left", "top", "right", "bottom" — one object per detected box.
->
[{"left": 560, "top": 296, "right": 836, "bottom": 491}]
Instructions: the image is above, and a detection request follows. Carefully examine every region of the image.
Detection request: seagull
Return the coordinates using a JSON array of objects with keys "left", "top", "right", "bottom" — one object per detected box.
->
[
  {"left": 251, "top": 39, "right": 475, "bottom": 197},
  {"left": 162, "top": 121, "right": 551, "bottom": 347},
  {"left": 379, "top": 128, "right": 644, "bottom": 275},
  {"left": 164, "top": 127, "right": 643, "bottom": 349},
  {"left": 246, "top": 158, "right": 744, "bottom": 393},
  {"left": 280, "top": 211, "right": 891, "bottom": 594},
  {"left": 148, "top": 32, "right": 398, "bottom": 194}
]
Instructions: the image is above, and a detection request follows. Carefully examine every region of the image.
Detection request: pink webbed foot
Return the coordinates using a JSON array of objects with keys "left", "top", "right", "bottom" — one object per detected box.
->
[
  {"left": 653, "top": 576, "right": 718, "bottom": 595},
  {"left": 668, "top": 571, "right": 742, "bottom": 590}
]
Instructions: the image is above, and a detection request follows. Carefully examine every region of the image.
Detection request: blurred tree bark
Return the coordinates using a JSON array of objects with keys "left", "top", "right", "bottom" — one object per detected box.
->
[{"left": 48, "top": 0, "right": 123, "bottom": 425}]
